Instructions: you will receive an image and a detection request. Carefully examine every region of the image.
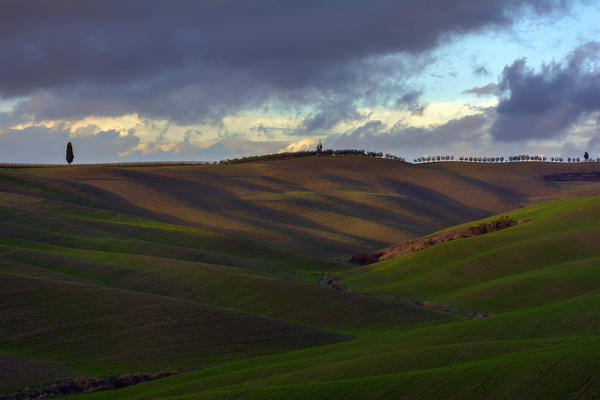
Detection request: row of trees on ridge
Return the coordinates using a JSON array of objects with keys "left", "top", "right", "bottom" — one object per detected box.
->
[
  {"left": 414, "top": 153, "right": 598, "bottom": 163},
  {"left": 219, "top": 143, "right": 405, "bottom": 165}
]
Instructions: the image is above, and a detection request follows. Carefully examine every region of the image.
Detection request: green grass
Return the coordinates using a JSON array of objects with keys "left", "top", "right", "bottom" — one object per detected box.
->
[
  {"left": 0, "top": 194, "right": 347, "bottom": 282},
  {"left": 0, "top": 268, "right": 350, "bottom": 378},
  {"left": 71, "top": 290, "right": 600, "bottom": 399},
  {"left": 0, "top": 239, "right": 447, "bottom": 335},
  {"left": 0, "top": 352, "right": 74, "bottom": 392},
  {"left": 67, "top": 196, "right": 600, "bottom": 399},
  {"left": 339, "top": 197, "right": 600, "bottom": 313},
  {"left": 2, "top": 160, "right": 600, "bottom": 398}
]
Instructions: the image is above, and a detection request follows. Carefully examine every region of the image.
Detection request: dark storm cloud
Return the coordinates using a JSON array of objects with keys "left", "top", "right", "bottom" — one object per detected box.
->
[
  {"left": 0, "top": 110, "right": 30, "bottom": 130},
  {"left": 299, "top": 100, "right": 367, "bottom": 135},
  {"left": 0, "top": 0, "right": 570, "bottom": 123},
  {"left": 491, "top": 42, "right": 600, "bottom": 141},
  {"left": 396, "top": 90, "right": 426, "bottom": 115},
  {"left": 397, "top": 90, "right": 422, "bottom": 106}
]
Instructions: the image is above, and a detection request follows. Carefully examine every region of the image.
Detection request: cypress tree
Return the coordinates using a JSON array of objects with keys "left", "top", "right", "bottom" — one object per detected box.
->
[{"left": 66, "top": 142, "right": 74, "bottom": 165}]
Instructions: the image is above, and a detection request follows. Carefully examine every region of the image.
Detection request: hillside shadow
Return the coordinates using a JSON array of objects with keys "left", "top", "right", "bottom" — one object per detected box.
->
[
  {"left": 374, "top": 177, "right": 491, "bottom": 222},
  {"left": 13, "top": 166, "right": 508, "bottom": 256},
  {"left": 199, "top": 171, "right": 436, "bottom": 237},
  {"left": 425, "top": 165, "right": 529, "bottom": 206},
  {"left": 115, "top": 169, "right": 381, "bottom": 254},
  {"left": 319, "top": 174, "right": 371, "bottom": 191},
  {"left": 255, "top": 175, "right": 311, "bottom": 192},
  {"left": 39, "top": 176, "right": 219, "bottom": 233},
  {"left": 192, "top": 171, "right": 285, "bottom": 194}
]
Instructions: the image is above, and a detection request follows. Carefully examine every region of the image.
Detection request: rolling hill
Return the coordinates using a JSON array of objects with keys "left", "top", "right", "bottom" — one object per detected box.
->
[
  {"left": 1, "top": 157, "right": 600, "bottom": 398},
  {"left": 10, "top": 157, "right": 600, "bottom": 255},
  {"left": 339, "top": 196, "right": 600, "bottom": 313},
  {"left": 67, "top": 196, "right": 600, "bottom": 399}
]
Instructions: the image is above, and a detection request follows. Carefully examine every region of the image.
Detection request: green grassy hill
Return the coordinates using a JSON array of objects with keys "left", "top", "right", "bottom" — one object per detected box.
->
[
  {"left": 339, "top": 197, "right": 600, "bottom": 314},
  {"left": 1, "top": 158, "right": 600, "bottom": 398},
  {"left": 64, "top": 193, "right": 600, "bottom": 400}
]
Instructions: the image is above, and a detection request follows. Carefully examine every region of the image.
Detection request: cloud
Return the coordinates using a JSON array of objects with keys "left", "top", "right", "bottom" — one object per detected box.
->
[
  {"left": 299, "top": 101, "right": 367, "bottom": 135},
  {"left": 122, "top": 135, "right": 288, "bottom": 162},
  {"left": 491, "top": 41, "right": 600, "bottom": 141},
  {"left": 279, "top": 138, "right": 320, "bottom": 153},
  {"left": 0, "top": 126, "right": 69, "bottom": 164},
  {"left": 396, "top": 90, "right": 426, "bottom": 115},
  {"left": 0, "top": 0, "right": 571, "bottom": 124},
  {"left": 0, "top": 113, "right": 489, "bottom": 164},
  {"left": 324, "top": 113, "right": 491, "bottom": 158},
  {"left": 0, "top": 126, "right": 140, "bottom": 163},
  {"left": 0, "top": 120, "right": 297, "bottom": 163},
  {"left": 463, "top": 83, "right": 499, "bottom": 96},
  {"left": 72, "top": 130, "right": 141, "bottom": 163},
  {"left": 473, "top": 65, "right": 492, "bottom": 76}
]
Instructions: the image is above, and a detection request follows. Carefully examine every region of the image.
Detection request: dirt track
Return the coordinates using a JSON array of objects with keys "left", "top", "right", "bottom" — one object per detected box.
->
[{"left": 316, "top": 273, "right": 493, "bottom": 319}]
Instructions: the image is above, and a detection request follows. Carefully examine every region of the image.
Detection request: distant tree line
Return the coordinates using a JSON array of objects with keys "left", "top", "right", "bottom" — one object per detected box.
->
[
  {"left": 508, "top": 155, "right": 545, "bottom": 161},
  {"left": 507, "top": 154, "right": 600, "bottom": 162},
  {"left": 414, "top": 153, "right": 599, "bottom": 164},
  {"left": 415, "top": 155, "right": 505, "bottom": 163},
  {"left": 414, "top": 155, "right": 455, "bottom": 163},
  {"left": 218, "top": 148, "right": 405, "bottom": 165},
  {"left": 464, "top": 156, "right": 504, "bottom": 162}
]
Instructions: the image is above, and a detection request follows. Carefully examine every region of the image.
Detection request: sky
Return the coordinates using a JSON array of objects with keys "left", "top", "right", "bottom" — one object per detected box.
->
[{"left": 1, "top": 0, "right": 600, "bottom": 163}]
